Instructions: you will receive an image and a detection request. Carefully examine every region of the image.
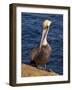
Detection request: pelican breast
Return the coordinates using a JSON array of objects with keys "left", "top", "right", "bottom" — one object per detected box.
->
[{"left": 30, "top": 44, "right": 52, "bottom": 65}]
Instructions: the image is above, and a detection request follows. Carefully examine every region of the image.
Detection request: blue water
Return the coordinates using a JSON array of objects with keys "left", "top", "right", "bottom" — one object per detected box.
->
[{"left": 21, "top": 12, "right": 63, "bottom": 75}]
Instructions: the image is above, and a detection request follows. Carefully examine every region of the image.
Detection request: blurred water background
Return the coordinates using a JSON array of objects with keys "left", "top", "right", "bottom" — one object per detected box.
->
[{"left": 21, "top": 12, "right": 63, "bottom": 75}]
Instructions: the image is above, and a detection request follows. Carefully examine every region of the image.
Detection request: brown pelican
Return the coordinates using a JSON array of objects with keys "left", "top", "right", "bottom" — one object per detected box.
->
[{"left": 30, "top": 20, "right": 52, "bottom": 69}]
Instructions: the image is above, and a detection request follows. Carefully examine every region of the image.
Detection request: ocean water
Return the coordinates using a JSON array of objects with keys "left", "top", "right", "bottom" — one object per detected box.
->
[{"left": 21, "top": 12, "right": 63, "bottom": 75}]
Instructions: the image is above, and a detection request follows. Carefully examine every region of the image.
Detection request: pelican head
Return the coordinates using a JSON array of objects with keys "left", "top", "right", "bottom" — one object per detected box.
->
[
  {"left": 40, "top": 20, "right": 52, "bottom": 48},
  {"left": 43, "top": 20, "right": 52, "bottom": 29}
]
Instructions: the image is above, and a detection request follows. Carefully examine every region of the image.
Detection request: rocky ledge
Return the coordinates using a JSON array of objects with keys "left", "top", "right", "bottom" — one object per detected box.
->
[{"left": 21, "top": 64, "right": 58, "bottom": 77}]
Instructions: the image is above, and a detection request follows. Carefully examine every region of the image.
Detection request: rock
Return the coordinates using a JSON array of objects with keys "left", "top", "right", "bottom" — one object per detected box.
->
[{"left": 21, "top": 64, "right": 58, "bottom": 77}]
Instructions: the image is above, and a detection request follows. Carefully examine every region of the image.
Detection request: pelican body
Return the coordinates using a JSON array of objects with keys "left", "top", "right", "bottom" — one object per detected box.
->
[{"left": 30, "top": 20, "right": 52, "bottom": 69}]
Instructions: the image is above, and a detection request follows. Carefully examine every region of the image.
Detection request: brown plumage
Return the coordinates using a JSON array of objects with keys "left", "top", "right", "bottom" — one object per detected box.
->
[
  {"left": 30, "top": 20, "right": 52, "bottom": 69},
  {"left": 30, "top": 45, "right": 51, "bottom": 65}
]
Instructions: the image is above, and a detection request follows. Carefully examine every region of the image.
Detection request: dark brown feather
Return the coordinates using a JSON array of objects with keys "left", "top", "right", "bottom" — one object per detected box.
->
[{"left": 30, "top": 45, "right": 52, "bottom": 66}]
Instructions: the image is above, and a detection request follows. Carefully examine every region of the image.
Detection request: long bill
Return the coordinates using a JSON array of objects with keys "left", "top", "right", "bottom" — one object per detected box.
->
[{"left": 39, "top": 29, "right": 48, "bottom": 50}]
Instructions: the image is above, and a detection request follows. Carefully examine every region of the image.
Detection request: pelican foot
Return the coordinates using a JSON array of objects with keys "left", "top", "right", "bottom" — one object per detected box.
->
[
  {"left": 36, "top": 65, "right": 51, "bottom": 72},
  {"left": 36, "top": 66, "right": 47, "bottom": 70}
]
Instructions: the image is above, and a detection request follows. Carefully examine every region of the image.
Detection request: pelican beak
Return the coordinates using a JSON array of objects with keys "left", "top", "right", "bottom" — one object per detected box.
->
[
  {"left": 40, "top": 20, "right": 52, "bottom": 48},
  {"left": 42, "top": 29, "right": 47, "bottom": 42},
  {"left": 40, "top": 29, "right": 47, "bottom": 49},
  {"left": 42, "top": 20, "right": 52, "bottom": 43}
]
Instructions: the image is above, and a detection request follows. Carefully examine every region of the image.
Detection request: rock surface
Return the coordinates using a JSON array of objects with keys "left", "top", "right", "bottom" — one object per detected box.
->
[{"left": 21, "top": 64, "right": 58, "bottom": 77}]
